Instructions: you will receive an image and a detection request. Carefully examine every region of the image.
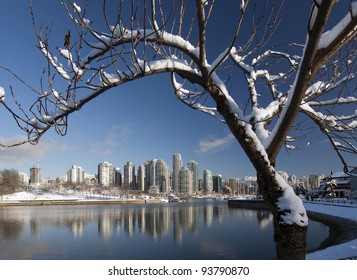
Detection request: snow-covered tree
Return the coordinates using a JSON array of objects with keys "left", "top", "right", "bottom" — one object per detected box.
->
[
  {"left": 1, "top": 0, "right": 356, "bottom": 259},
  {"left": 323, "top": 179, "right": 337, "bottom": 198}
]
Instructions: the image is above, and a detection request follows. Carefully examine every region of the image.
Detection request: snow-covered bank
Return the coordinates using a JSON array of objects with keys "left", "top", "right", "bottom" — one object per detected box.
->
[
  {"left": 304, "top": 202, "right": 357, "bottom": 260},
  {"left": 1, "top": 191, "right": 83, "bottom": 201},
  {"left": 0, "top": 191, "right": 162, "bottom": 205}
]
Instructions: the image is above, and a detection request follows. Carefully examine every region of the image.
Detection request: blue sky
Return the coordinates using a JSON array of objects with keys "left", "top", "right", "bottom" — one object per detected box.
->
[{"left": 0, "top": 1, "right": 355, "bottom": 181}]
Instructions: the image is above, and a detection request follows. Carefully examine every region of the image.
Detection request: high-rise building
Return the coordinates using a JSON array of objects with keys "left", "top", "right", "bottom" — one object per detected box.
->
[
  {"left": 137, "top": 165, "right": 145, "bottom": 191},
  {"left": 244, "top": 176, "right": 257, "bottom": 195},
  {"left": 288, "top": 175, "right": 297, "bottom": 186},
  {"left": 67, "top": 165, "right": 85, "bottom": 184},
  {"left": 143, "top": 160, "right": 157, "bottom": 190},
  {"left": 113, "top": 167, "right": 122, "bottom": 186},
  {"left": 213, "top": 174, "right": 223, "bottom": 193},
  {"left": 156, "top": 159, "right": 170, "bottom": 193},
  {"left": 149, "top": 159, "right": 158, "bottom": 187},
  {"left": 98, "top": 162, "right": 113, "bottom": 187},
  {"left": 172, "top": 153, "right": 182, "bottom": 193},
  {"left": 203, "top": 169, "right": 213, "bottom": 193},
  {"left": 277, "top": 171, "right": 289, "bottom": 182},
  {"left": 124, "top": 161, "right": 136, "bottom": 189},
  {"left": 309, "top": 174, "right": 324, "bottom": 190},
  {"left": 30, "top": 166, "right": 41, "bottom": 186},
  {"left": 179, "top": 166, "right": 193, "bottom": 194},
  {"left": 187, "top": 160, "right": 199, "bottom": 194},
  {"left": 300, "top": 176, "right": 310, "bottom": 190}
]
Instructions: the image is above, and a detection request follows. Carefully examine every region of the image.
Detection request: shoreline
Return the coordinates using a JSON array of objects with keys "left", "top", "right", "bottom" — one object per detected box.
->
[
  {"left": 0, "top": 199, "right": 162, "bottom": 206},
  {"left": 306, "top": 211, "right": 357, "bottom": 253}
]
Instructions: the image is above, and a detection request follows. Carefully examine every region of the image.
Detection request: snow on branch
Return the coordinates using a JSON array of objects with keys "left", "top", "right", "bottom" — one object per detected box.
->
[
  {"left": 318, "top": 2, "right": 357, "bottom": 50},
  {"left": 39, "top": 41, "right": 71, "bottom": 81},
  {"left": 171, "top": 73, "right": 220, "bottom": 120},
  {"left": 2, "top": 0, "right": 356, "bottom": 181}
]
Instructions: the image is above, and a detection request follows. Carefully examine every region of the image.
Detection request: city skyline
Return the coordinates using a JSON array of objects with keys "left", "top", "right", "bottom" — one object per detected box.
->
[
  {"left": 24, "top": 152, "right": 328, "bottom": 189},
  {"left": 0, "top": 1, "right": 355, "bottom": 182}
]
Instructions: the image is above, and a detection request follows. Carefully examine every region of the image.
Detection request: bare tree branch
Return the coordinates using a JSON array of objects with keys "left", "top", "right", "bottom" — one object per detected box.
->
[{"left": 1, "top": 0, "right": 356, "bottom": 259}]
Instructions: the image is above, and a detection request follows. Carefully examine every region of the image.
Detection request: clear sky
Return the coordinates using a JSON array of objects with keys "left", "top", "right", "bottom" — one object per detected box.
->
[{"left": 0, "top": 1, "right": 355, "bottom": 181}]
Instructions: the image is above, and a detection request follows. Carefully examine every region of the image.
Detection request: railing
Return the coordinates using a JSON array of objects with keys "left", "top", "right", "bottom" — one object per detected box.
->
[{"left": 311, "top": 198, "right": 357, "bottom": 207}]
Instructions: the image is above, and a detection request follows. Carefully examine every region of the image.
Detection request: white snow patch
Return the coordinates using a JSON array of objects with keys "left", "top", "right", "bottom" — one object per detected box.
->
[
  {"left": 0, "top": 86, "right": 5, "bottom": 101},
  {"left": 318, "top": 10, "right": 353, "bottom": 49},
  {"left": 353, "top": 2, "right": 357, "bottom": 17},
  {"left": 1, "top": 191, "right": 81, "bottom": 201},
  {"left": 305, "top": 202, "right": 357, "bottom": 260},
  {"left": 73, "top": 2, "right": 82, "bottom": 13}
]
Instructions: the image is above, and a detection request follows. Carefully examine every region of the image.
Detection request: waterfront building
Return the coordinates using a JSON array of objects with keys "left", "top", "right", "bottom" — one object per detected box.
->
[
  {"left": 56, "top": 176, "right": 67, "bottom": 183},
  {"left": 203, "top": 169, "right": 213, "bottom": 194},
  {"left": 67, "top": 165, "right": 85, "bottom": 184},
  {"left": 172, "top": 153, "right": 182, "bottom": 193},
  {"left": 29, "top": 166, "right": 41, "bottom": 186},
  {"left": 84, "top": 173, "right": 97, "bottom": 185},
  {"left": 137, "top": 165, "right": 145, "bottom": 191},
  {"left": 244, "top": 176, "right": 257, "bottom": 195},
  {"left": 98, "top": 162, "right": 113, "bottom": 187},
  {"left": 156, "top": 159, "right": 170, "bottom": 193},
  {"left": 277, "top": 171, "right": 289, "bottom": 183},
  {"left": 300, "top": 176, "right": 310, "bottom": 190},
  {"left": 227, "top": 177, "right": 239, "bottom": 194},
  {"left": 187, "top": 160, "right": 199, "bottom": 194},
  {"left": 309, "top": 174, "right": 324, "bottom": 190},
  {"left": 17, "top": 172, "right": 29, "bottom": 186},
  {"left": 288, "top": 175, "right": 297, "bottom": 186},
  {"left": 213, "top": 174, "right": 223, "bottom": 193},
  {"left": 143, "top": 159, "right": 160, "bottom": 191},
  {"left": 149, "top": 159, "right": 158, "bottom": 188},
  {"left": 319, "top": 172, "right": 351, "bottom": 198},
  {"left": 179, "top": 166, "right": 193, "bottom": 194},
  {"left": 144, "top": 161, "right": 151, "bottom": 191},
  {"left": 113, "top": 167, "right": 122, "bottom": 186},
  {"left": 124, "top": 161, "right": 136, "bottom": 189}
]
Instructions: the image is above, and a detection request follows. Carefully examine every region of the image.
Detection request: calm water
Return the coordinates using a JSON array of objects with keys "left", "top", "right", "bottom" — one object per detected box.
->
[{"left": 0, "top": 199, "right": 328, "bottom": 260}]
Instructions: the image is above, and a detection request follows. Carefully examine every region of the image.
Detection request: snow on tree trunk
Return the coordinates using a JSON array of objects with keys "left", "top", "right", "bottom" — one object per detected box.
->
[{"left": 258, "top": 172, "right": 307, "bottom": 259}]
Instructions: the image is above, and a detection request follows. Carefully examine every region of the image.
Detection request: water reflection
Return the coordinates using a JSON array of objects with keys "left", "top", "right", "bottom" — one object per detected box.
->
[{"left": 0, "top": 200, "right": 327, "bottom": 259}]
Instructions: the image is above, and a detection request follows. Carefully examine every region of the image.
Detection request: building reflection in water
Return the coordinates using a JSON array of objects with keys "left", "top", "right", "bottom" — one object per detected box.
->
[{"left": 0, "top": 201, "right": 273, "bottom": 244}]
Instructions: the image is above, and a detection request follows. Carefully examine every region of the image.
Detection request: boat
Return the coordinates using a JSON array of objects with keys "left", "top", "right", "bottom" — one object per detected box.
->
[{"left": 168, "top": 194, "right": 180, "bottom": 202}]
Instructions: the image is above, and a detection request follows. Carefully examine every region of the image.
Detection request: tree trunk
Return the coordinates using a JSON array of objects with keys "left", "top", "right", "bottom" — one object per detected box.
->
[
  {"left": 209, "top": 85, "right": 308, "bottom": 259},
  {"left": 273, "top": 221, "right": 307, "bottom": 260},
  {"left": 258, "top": 173, "right": 308, "bottom": 260}
]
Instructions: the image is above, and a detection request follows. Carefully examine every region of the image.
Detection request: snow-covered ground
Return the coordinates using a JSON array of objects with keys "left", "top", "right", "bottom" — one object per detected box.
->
[
  {"left": 0, "top": 190, "right": 144, "bottom": 201},
  {"left": 1, "top": 191, "right": 84, "bottom": 201},
  {"left": 1, "top": 191, "right": 357, "bottom": 260},
  {"left": 304, "top": 201, "right": 357, "bottom": 260}
]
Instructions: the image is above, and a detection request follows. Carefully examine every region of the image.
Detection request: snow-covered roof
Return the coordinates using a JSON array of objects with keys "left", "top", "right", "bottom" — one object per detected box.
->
[
  {"left": 333, "top": 172, "right": 348, "bottom": 178},
  {"left": 327, "top": 172, "right": 349, "bottom": 179}
]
